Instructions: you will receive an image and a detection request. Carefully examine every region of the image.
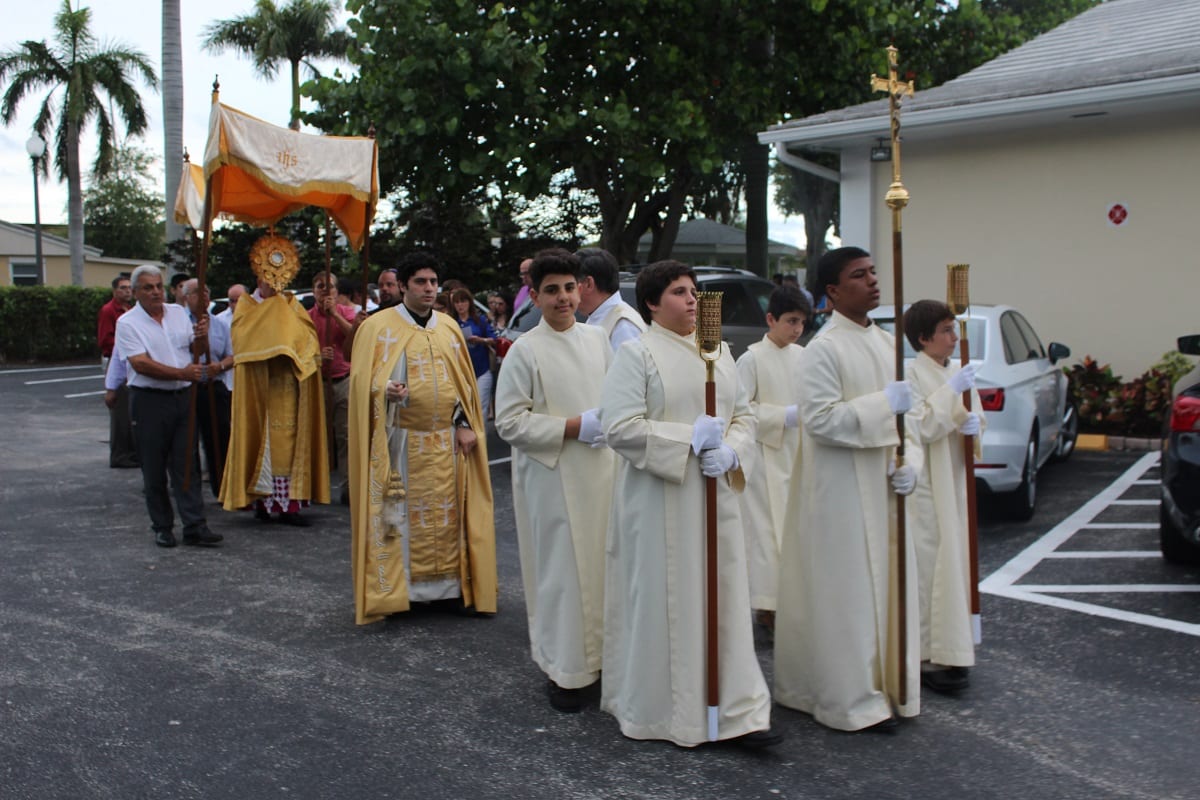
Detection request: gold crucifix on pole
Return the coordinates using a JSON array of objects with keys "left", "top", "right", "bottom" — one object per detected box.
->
[
  {"left": 871, "top": 45, "right": 915, "bottom": 213},
  {"left": 870, "top": 44, "right": 916, "bottom": 709}
]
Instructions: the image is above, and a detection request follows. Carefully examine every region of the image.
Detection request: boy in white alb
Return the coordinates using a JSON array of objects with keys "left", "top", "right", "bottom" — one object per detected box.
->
[
  {"left": 495, "top": 248, "right": 615, "bottom": 712},
  {"left": 736, "top": 286, "right": 810, "bottom": 634},
  {"left": 902, "top": 299, "right": 985, "bottom": 694}
]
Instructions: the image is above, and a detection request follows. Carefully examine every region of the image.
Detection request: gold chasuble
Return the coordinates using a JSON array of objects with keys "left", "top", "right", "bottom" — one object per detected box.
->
[
  {"left": 347, "top": 305, "right": 497, "bottom": 624},
  {"left": 221, "top": 292, "right": 330, "bottom": 510}
]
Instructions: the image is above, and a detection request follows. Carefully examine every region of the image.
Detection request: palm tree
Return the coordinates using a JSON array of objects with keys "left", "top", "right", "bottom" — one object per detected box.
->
[
  {"left": 0, "top": 0, "right": 158, "bottom": 286},
  {"left": 201, "top": 0, "right": 351, "bottom": 130},
  {"left": 162, "top": 0, "right": 185, "bottom": 245}
]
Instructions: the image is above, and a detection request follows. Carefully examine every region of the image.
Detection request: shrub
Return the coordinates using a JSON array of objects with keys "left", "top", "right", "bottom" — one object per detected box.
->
[
  {"left": 1065, "top": 351, "right": 1196, "bottom": 437},
  {"left": 0, "top": 286, "right": 109, "bottom": 363}
]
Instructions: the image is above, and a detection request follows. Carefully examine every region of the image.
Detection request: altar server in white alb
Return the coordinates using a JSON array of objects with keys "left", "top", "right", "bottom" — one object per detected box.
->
[
  {"left": 598, "top": 260, "right": 780, "bottom": 749},
  {"left": 495, "top": 248, "right": 615, "bottom": 713},
  {"left": 736, "top": 286, "right": 811, "bottom": 632},
  {"left": 902, "top": 299, "right": 985, "bottom": 694},
  {"left": 774, "top": 246, "right": 923, "bottom": 732}
]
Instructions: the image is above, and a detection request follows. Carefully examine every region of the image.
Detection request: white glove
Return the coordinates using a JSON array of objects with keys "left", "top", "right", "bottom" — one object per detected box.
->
[
  {"left": 784, "top": 404, "right": 799, "bottom": 429},
  {"left": 884, "top": 381, "right": 912, "bottom": 415},
  {"left": 700, "top": 444, "right": 739, "bottom": 478},
  {"left": 958, "top": 412, "right": 981, "bottom": 437},
  {"left": 888, "top": 460, "right": 917, "bottom": 495},
  {"left": 948, "top": 363, "right": 977, "bottom": 394},
  {"left": 691, "top": 414, "right": 727, "bottom": 454},
  {"left": 578, "top": 408, "right": 604, "bottom": 446}
]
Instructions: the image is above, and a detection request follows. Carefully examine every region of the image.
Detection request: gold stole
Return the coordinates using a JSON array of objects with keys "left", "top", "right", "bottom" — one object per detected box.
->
[{"left": 391, "top": 333, "right": 461, "bottom": 582}]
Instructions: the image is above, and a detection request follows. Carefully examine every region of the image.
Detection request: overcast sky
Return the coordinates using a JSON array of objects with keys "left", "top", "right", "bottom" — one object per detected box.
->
[{"left": 1, "top": 0, "right": 808, "bottom": 252}]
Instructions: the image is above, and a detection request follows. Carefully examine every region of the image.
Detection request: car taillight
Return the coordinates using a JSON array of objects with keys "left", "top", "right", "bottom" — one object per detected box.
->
[
  {"left": 1170, "top": 395, "right": 1200, "bottom": 432},
  {"left": 978, "top": 387, "right": 1005, "bottom": 411}
]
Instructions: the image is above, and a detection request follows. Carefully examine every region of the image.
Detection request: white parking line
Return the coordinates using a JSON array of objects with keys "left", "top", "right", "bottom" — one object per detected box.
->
[
  {"left": 1018, "top": 584, "right": 1200, "bottom": 593},
  {"left": 488, "top": 456, "right": 512, "bottom": 467},
  {"left": 1110, "top": 499, "right": 1159, "bottom": 506},
  {"left": 0, "top": 365, "right": 98, "bottom": 375},
  {"left": 1043, "top": 551, "right": 1161, "bottom": 558},
  {"left": 25, "top": 375, "right": 103, "bottom": 385},
  {"left": 65, "top": 390, "right": 107, "bottom": 399},
  {"left": 981, "top": 451, "right": 1200, "bottom": 638}
]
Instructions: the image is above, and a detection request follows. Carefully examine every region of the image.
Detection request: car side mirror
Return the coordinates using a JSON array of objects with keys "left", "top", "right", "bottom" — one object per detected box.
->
[
  {"left": 1048, "top": 342, "right": 1070, "bottom": 364},
  {"left": 1178, "top": 334, "right": 1200, "bottom": 356}
]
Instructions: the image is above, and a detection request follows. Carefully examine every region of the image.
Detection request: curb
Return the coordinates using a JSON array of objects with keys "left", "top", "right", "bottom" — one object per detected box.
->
[{"left": 1076, "top": 433, "right": 1164, "bottom": 452}]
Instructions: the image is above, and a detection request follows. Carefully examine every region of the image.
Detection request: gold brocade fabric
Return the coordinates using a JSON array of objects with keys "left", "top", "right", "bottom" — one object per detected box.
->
[
  {"left": 347, "top": 309, "right": 497, "bottom": 625},
  {"left": 267, "top": 357, "right": 299, "bottom": 475},
  {"left": 395, "top": 340, "right": 461, "bottom": 583},
  {"left": 220, "top": 293, "right": 330, "bottom": 510}
]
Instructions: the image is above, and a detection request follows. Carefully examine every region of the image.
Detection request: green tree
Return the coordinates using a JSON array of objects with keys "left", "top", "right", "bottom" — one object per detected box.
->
[
  {"left": 202, "top": 0, "right": 352, "bottom": 129},
  {"left": 162, "top": 0, "right": 185, "bottom": 244},
  {"left": 0, "top": 0, "right": 158, "bottom": 285},
  {"left": 84, "top": 146, "right": 164, "bottom": 259}
]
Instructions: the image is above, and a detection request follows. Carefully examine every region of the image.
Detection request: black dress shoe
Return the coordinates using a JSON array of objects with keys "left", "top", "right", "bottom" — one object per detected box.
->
[
  {"left": 277, "top": 512, "right": 311, "bottom": 527},
  {"left": 921, "top": 667, "right": 969, "bottom": 694},
  {"left": 547, "top": 681, "right": 585, "bottom": 713},
  {"left": 183, "top": 527, "right": 223, "bottom": 547},
  {"left": 861, "top": 715, "right": 900, "bottom": 733},
  {"left": 729, "top": 728, "right": 784, "bottom": 749},
  {"left": 155, "top": 530, "right": 177, "bottom": 548},
  {"left": 254, "top": 506, "right": 272, "bottom": 522}
]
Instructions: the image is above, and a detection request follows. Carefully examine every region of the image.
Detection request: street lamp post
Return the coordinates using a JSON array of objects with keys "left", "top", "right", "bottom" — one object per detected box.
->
[{"left": 25, "top": 136, "right": 46, "bottom": 286}]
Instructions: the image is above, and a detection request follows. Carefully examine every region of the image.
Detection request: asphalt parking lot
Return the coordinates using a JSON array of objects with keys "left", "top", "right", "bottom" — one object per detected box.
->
[{"left": 2, "top": 363, "right": 1198, "bottom": 800}]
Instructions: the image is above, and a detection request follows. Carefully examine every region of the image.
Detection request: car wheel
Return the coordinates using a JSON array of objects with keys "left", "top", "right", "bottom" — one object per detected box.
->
[
  {"left": 1003, "top": 434, "right": 1038, "bottom": 521},
  {"left": 1160, "top": 500, "right": 1200, "bottom": 565},
  {"left": 1051, "top": 401, "right": 1078, "bottom": 462}
]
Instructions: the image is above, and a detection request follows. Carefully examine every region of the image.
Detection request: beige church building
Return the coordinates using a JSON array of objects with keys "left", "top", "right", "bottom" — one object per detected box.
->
[{"left": 760, "top": 0, "right": 1199, "bottom": 378}]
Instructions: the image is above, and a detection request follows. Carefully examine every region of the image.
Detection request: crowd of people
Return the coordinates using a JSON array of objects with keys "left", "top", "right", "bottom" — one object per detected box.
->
[{"left": 99, "top": 242, "right": 983, "bottom": 751}]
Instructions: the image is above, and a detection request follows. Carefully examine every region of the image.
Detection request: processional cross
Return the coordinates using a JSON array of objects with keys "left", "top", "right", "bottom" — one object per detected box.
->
[{"left": 870, "top": 44, "right": 916, "bottom": 707}]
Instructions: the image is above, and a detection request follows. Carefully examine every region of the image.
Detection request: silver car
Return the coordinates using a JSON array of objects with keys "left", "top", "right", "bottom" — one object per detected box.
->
[{"left": 870, "top": 304, "right": 1077, "bottom": 520}]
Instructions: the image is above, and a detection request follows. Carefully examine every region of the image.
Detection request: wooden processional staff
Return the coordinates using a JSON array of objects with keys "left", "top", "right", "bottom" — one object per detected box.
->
[
  {"left": 696, "top": 290, "right": 724, "bottom": 742},
  {"left": 872, "top": 45, "right": 915, "bottom": 706},
  {"left": 947, "top": 264, "right": 983, "bottom": 644}
]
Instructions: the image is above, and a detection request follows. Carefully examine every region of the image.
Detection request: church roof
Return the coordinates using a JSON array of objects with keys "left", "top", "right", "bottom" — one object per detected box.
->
[{"left": 761, "top": 0, "right": 1200, "bottom": 143}]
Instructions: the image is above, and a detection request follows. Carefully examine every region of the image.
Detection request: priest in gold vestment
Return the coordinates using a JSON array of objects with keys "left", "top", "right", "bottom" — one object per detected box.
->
[
  {"left": 221, "top": 241, "right": 330, "bottom": 522},
  {"left": 348, "top": 252, "right": 497, "bottom": 625}
]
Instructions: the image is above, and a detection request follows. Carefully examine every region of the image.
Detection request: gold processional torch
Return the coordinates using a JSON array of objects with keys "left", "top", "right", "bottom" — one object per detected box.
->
[
  {"left": 872, "top": 45, "right": 915, "bottom": 706},
  {"left": 947, "top": 264, "right": 982, "bottom": 644},
  {"left": 696, "top": 289, "right": 724, "bottom": 742}
]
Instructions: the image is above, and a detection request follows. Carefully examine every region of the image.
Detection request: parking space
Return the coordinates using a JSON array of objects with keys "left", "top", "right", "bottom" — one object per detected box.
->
[{"left": 981, "top": 451, "right": 1200, "bottom": 636}]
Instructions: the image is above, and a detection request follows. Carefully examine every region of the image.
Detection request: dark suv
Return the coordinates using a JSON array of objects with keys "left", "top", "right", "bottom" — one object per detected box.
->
[
  {"left": 619, "top": 266, "right": 774, "bottom": 359},
  {"left": 1160, "top": 333, "right": 1200, "bottom": 563}
]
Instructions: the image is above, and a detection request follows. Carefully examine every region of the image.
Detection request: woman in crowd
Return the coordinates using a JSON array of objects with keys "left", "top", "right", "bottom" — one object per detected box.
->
[{"left": 452, "top": 287, "right": 499, "bottom": 420}]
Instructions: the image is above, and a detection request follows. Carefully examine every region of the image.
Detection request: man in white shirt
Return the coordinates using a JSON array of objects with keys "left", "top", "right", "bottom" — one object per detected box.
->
[
  {"left": 215, "top": 283, "right": 247, "bottom": 325},
  {"left": 115, "top": 265, "right": 222, "bottom": 549},
  {"left": 575, "top": 247, "right": 646, "bottom": 352}
]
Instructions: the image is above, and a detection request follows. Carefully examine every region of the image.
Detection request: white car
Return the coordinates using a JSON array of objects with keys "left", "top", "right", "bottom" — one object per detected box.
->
[{"left": 869, "top": 304, "right": 1078, "bottom": 520}]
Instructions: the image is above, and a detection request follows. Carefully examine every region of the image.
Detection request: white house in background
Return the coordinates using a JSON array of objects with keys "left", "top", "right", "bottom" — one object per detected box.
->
[
  {"left": 759, "top": 0, "right": 1200, "bottom": 378},
  {"left": 638, "top": 218, "right": 804, "bottom": 274},
  {"left": 0, "top": 220, "right": 158, "bottom": 288}
]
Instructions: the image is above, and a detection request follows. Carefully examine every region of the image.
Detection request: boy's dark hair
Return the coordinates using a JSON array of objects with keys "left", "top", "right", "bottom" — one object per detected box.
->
[
  {"left": 767, "top": 286, "right": 812, "bottom": 321},
  {"left": 903, "top": 299, "right": 956, "bottom": 352},
  {"left": 575, "top": 247, "right": 620, "bottom": 294},
  {"left": 337, "top": 276, "right": 361, "bottom": 298},
  {"left": 530, "top": 248, "right": 581, "bottom": 291},
  {"left": 170, "top": 272, "right": 189, "bottom": 289},
  {"left": 816, "top": 246, "right": 871, "bottom": 295},
  {"left": 635, "top": 260, "right": 696, "bottom": 325},
  {"left": 397, "top": 251, "right": 441, "bottom": 285}
]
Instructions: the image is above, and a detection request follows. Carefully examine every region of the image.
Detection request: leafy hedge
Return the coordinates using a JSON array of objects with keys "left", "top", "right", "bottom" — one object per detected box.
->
[
  {"left": 0, "top": 286, "right": 110, "bottom": 363},
  {"left": 1065, "top": 351, "right": 1194, "bottom": 437}
]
